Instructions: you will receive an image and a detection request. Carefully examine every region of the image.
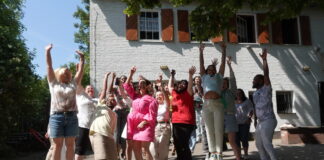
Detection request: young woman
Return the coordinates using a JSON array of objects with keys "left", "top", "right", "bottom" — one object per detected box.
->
[
  {"left": 221, "top": 57, "right": 241, "bottom": 160},
  {"left": 235, "top": 89, "right": 254, "bottom": 160},
  {"left": 199, "top": 43, "right": 227, "bottom": 160},
  {"left": 150, "top": 75, "right": 171, "bottom": 160},
  {"left": 45, "top": 44, "right": 84, "bottom": 160},
  {"left": 123, "top": 66, "right": 158, "bottom": 160}
]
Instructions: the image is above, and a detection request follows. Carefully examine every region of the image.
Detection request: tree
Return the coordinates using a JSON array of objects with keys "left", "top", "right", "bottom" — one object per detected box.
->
[
  {"left": 73, "top": 0, "right": 90, "bottom": 86},
  {"left": 122, "top": 0, "right": 324, "bottom": 41},
  {"left": 0, "top": 0, "right": 50, "bottom": 155}
]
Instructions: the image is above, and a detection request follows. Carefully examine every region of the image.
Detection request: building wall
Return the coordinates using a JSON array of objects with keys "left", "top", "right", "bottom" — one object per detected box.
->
[{"left": 90, "top": 0, "right": 324, "bottom": 131}]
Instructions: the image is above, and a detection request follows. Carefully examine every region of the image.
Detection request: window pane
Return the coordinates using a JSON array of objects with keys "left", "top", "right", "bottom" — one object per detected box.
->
[
  {"left": 147, "top": 32, "right": 153, "bottom": 39},
  {"left": 140, "top": 31, "right": 146, "bottom": 39},
  {"left": 237, "top": 15, "right": 255, "bottom": 43},
  {"left": 153, "top": 32, "right": 159, "bottom": 39},
  {"left": 282, "top": 18, "right": 299, "bottom": 44},
  {"left": 140, "top": 12, "right": 145, "bottom": 17},
  {"left": 153, "top": 12, "right": 158, "bottom": 18},
  {"left": 146, "top": 12, "right": 152, "bottom": 18}
]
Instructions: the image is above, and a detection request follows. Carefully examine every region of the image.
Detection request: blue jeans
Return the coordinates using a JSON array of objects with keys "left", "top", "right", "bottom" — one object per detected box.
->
[{"left": 49, "top": 112, "right": 78, "bottom": 138}]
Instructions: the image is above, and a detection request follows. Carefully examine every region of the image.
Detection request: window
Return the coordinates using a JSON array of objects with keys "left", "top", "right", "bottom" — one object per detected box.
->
[
  {"left": 237, "top": 15, "right": 256, "bottom": 43},
  {"left": 276, "top": 91, "right": 293, "bottom": 114},
  {"left": 139, "top": 12, "right": 160, "bottom": 40},
  {"left": 281, "top": 18, "right": 299, "bottom": 44}
]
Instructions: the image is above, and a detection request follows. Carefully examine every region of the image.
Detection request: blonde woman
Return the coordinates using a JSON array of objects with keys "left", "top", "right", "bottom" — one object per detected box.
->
[
  {"left": 45, "top": 44, "right": 84, "bottom": 160},
  {"left": 150, "top": 75, "right": 171, "bottom": 160}
]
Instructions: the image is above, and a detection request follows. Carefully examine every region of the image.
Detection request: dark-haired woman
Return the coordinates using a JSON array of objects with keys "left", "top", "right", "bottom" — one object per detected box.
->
[
  {"left": 235, "top": 89, "right": 254, "bottom": 160},
  {"left": 123, "top": 66, "right": 158, "bottom": 160}
]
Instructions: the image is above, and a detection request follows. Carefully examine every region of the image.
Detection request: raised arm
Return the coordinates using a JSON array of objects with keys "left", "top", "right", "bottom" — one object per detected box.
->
[
  {"left": 99, "top": 72, "right": 110, "bottom": 102},
  {"left": 74, "top": 50, "right": 85, "bottom": 85},
  {"left": 218, "top": 43, "right": 227, "bottom": 76},
  {"left": 168, "top": 69, "right": 176, "bottom": 95},
  {"left": 125, "top": 66, "right": 136, "bottom": 85},
  {"left": 188, "top": 66, "right": 196, "bottom": 96},
  {"left": 260, "top": 48, "right": 271, "bottom": 86},
  {"left": 199, "top": 43, "right": 206, "bottom": 75},
  {"left": 156, "top": 74, "right": 170, "bottom": 107},
  {"left": 45, "top": 44, "right": 55, "bottom": 83},
  {"left": 108, "top": 72, "right": 116, "bottom": 94},
  {"left": 227, "top": 56, "right": 237, "bottom": 93}
]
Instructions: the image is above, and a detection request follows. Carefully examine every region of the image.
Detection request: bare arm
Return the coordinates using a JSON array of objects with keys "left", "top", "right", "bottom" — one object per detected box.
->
[
  {"left": 45, "top": 44, "right": 55, "bottom": 82},
  {"left": 199, "top": 43, "right": 206, "bottom": 75},
  {"left": 188, "top": 66, "right": 196, "bottom": 96},
  {"left": 99, "top": 72, "right": 110, "bottom": 102},
  {"left": 260, "top": 48, "right": 271, "bottom": 86},
  {"left": 108, "top": 72, "right": 116, "bottom": 94},
  {"left": 156, "top": 74, "right": 170, "bottom": 107},
  {"left": 227, "top": 56, "right": 237, "bottom": 93},
  {"left": 168, "top": 69, "right": 176, "bottom": 95},
  {"left": 218, "top": 43, "right": 226, "bottom": 76},
  {"left": 125, "top": 66, "right": 136, "bottom": 85},
  {"left": 74, "top": 50, "right": 85, "bottom": 85}
]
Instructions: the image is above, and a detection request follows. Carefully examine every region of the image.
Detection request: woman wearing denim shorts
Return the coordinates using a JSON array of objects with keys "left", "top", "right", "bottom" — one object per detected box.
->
[{"left": 45, "top": 44, "right": 84, "bottom": 160}]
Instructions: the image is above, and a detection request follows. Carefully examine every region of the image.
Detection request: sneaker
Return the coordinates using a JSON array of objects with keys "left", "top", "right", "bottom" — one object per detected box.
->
[
  {"left": 209, "top": 154, "right": 217, "bottom": 160},
  {"left": 205, "top": 152, "right": 210, "bottom": 160},
  {"left": 216, "top": 154, "right": 223, "bottom": 160}
]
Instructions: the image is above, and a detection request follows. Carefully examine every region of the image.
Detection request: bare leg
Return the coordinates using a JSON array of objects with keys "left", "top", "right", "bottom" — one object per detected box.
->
[
  {"left": 228, "top": 132, "right": 241, "bottom": 160},
  {"left": 142, "top": 141, "right": 153, "bottom": 160},
  {"left": 126, "top": 140, "right": 133, "bottom": 160},
  {"left": 133, "top": 141, "right": 143, "bottom": 160},
  {"left": 65, "top": 137, "right": 76, "bottom": 160},
  {"left": 52, "top": 138, "right": 64, "bottom": 160}
]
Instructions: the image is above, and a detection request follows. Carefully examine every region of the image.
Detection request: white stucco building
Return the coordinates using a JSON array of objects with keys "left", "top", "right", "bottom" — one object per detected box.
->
[{"left": 90, "top": 0, "right": 324, "bottom": 131}]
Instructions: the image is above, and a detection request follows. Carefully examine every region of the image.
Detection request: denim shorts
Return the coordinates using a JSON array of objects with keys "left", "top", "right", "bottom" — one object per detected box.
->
[
  {"left": 49, "top": 112, "right": 79, "bottom": 138},
  {"left": 224, "top": 114, "right": 238, "bottom": 133}
]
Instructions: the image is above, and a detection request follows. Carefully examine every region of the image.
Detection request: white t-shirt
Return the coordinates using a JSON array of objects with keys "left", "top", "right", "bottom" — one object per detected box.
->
[
  {"left": 235, "top": 99, "right": 254, "bottom": 124},
  {"left": 48, "top": 79, "right": 77, "bottom": 115},
  {"left": 76, "top": 91, "right": 96, "bottom": 129},
  {"left": 156, "top": 102, "right": 170, "bottom": 122}
]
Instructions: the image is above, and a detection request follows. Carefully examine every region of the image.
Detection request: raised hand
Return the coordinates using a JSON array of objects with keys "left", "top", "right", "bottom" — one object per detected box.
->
[
  {"left": 199, "top": 43, "right": 205, "bottom": 53},
  {"left": 45, "top": 44, "right": 53, "bottom": 51},
  {"left": 189, "top": 66, "right": 196, "bottom": 75},
  {"left": 227, "top": 56, "right": 232, "bottom": 65},
  {"left": 211, "top": 58, "right": 219, "bottom": 66},
  {"left": 75, "top": 50, "right": 85, "bottom": 58},
  {"left": 171, "top": 69, "right": 176, "bottom": 77},
  {"left": 105, "top": 72, "right": 111, "bottom": 77},
  {"left": 130, "top": 66, "right": 136, "bottom": 74},
  {"left": 259, "top": 48, "right": 267, "bottom": 60},
  {"left": 112, "top": 72, "right": 116, "bottom": 78},
  {"left": 156, "top": 74, "right": 163, "bottom": 87}
]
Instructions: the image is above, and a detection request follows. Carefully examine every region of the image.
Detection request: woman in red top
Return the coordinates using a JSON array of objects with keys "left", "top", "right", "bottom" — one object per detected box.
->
[{"left": 168, "top": 66, "right": 196, "bottom": 160}]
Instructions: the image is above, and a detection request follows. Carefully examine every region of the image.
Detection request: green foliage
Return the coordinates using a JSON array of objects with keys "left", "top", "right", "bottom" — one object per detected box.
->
[
  {"left": 73, "top": 0, "right": 90, "bottom": 86},
  {"left": 0, "top": 0, "right": 50, "bottom": 155},
  {"left": 121, "top": 0, "right": 324, "bottom": 42}
]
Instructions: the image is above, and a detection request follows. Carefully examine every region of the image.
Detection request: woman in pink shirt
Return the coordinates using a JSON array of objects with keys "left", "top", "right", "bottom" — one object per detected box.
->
[{"left": 123, "top": 66, "right": 158, "bottom": 160}]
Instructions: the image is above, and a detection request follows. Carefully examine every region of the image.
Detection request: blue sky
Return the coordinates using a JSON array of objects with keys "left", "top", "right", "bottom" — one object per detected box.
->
[{"left": 22, "top": 0, "right": 83, "bottom": 77}]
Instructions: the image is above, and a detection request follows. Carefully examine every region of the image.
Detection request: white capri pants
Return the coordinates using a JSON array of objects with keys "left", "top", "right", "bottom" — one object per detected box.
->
[
  {"left": 255, "top": 118, "right": 277, "bottom": 160},
  {"left": 202, "top": 99, "right": 224, "bottom": 153}
]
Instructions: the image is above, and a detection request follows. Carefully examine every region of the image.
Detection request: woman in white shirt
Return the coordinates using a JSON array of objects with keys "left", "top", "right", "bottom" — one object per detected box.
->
[
  {"left": 150, "top": 75, "right": 171, "bottom": 160},
  {"left": 235, "top": 89, "right": 254, "bottom": 160},
  {"left": 45, "top": 44, "right": 84, "bottom": 160}
]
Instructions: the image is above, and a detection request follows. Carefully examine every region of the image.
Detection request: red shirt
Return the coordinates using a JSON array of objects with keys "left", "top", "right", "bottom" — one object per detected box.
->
[{"left": 171, "top": 90, "right": 195, "bottom": 125}]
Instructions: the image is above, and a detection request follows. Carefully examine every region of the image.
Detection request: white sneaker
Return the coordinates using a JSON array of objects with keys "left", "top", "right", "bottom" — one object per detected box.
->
[
  {"left": 209, "top": 154, "right": 217, "bottom": 160},
  {"left": 216, "top": 154, "right": 223, "bottom": 160}
]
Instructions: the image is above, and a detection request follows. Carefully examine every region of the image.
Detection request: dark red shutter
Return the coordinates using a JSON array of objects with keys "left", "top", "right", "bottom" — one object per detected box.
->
[
  {"left": 299, "top": 16, "right": 312, "bottom": 45},
  {"left": 177, "top": 10, "right": 190, "bottom": 42},
  {"left": 257, "top": 14, "right": 270, "bottom": 44},
  {"left": 126, "top": 14, "right": 138, "bottom": 41},
  {"left": 161, "top": 9, "right": 174, "bottom": 42},
  {"left": 271, "top": 20, "right": 283, "bottom": 44},
  {"left": 228, "top": 16, "right": 238, "bottom": 43}
]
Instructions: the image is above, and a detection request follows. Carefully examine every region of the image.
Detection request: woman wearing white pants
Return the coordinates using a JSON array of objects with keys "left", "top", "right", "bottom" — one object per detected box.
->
[{"left": 199, "top": 43, "right": 227, "bottom": 160}]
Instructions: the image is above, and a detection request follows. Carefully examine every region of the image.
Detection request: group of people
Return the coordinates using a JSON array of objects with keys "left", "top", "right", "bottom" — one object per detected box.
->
[{"left": 45, "top": 42, "right": 277, "bottom": 160}]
